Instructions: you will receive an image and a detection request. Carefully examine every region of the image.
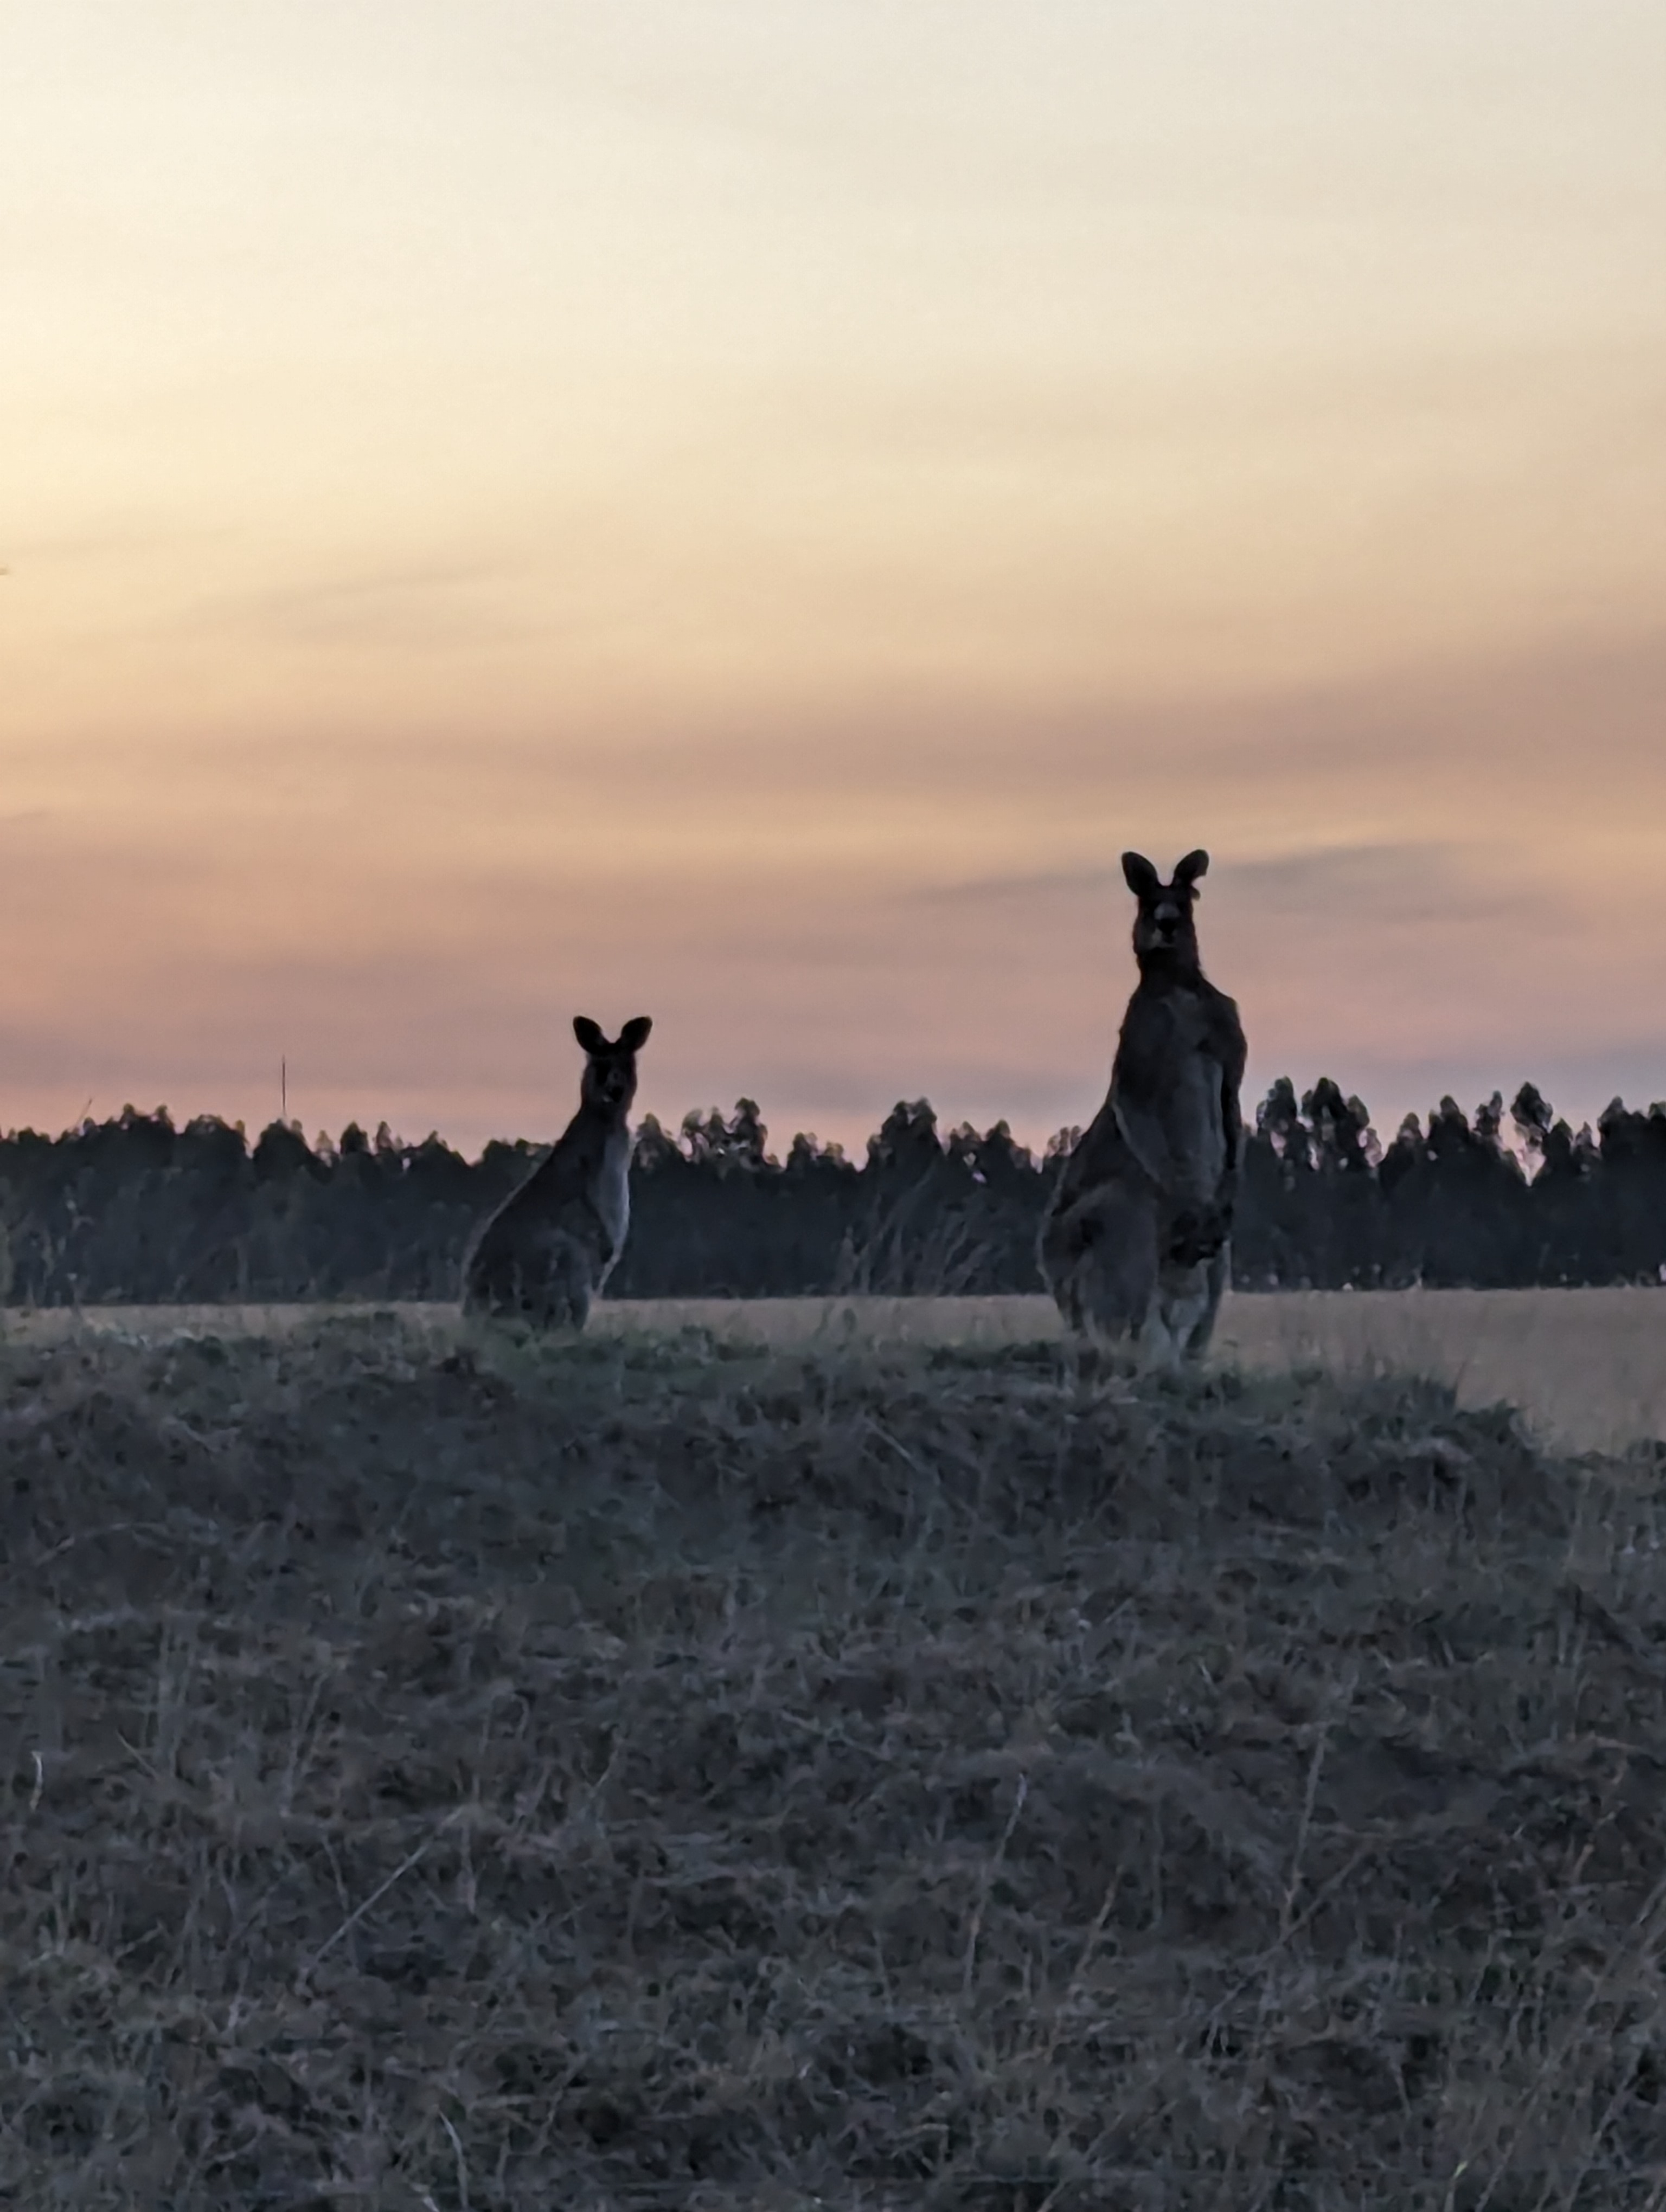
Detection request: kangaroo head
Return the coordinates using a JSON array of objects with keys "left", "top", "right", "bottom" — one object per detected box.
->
[
  {"left": 1122, "top": 849, "right": 1208, "bottom": 972},
  {"left": 573, "top": 1014, "right": 652, "bottom": 1114}
]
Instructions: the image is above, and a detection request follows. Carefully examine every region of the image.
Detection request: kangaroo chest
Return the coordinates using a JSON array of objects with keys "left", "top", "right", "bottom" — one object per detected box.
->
[
  {"left": 594, "top": 1123, "right": 632, "bottom": 1261},
  {"left": 1119, "top": 986, "right": 1229, "bottom": 1193},
  {"left": 1172, "top": 1050, "right": 1227, "bottom": 1176}
]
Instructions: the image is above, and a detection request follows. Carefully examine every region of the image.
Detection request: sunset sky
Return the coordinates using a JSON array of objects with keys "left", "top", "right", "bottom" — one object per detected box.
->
[{"left": 6, "top": 3, "right": 1665, "bottom": 1158}]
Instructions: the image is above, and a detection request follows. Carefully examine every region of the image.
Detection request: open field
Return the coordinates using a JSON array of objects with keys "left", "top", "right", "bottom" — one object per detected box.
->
[
  {"left": 9, "top": 1284, "right": 1666, "bottom": 1452},
  {"left": 5, "top": 1314, "right": 1666, "bottom": 2204}
]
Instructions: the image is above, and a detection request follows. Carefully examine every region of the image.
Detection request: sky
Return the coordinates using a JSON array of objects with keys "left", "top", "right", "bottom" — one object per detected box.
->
[{"left": 5, "top": 2, "right": 1665, "bottom": 1159}]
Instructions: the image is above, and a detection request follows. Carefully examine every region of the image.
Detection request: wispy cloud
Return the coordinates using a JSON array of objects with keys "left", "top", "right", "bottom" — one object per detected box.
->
[
  {"left": 1215, "top": 841, "right": 1562, "bottom": 928},
  {"left": 198, "top": 554, "right": 546, "bottom": 653},
  {"left": 904, "top": 839, "right": 1559, "bottom": 928}
]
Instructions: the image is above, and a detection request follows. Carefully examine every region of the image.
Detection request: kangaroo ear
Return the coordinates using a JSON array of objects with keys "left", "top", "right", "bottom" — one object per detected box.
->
[
  {"left": 1122, "top": 851, "right": 1161, "bottom": 898},
  {"left": 1174, "top": 848, "right": 1210, "bottom": 887},
  {"left": 618, "top": 1015, "right": 652, "bottom": 1052},
  {"left": 573, "top": 1015, "right": 606, "bottom": 1054}
]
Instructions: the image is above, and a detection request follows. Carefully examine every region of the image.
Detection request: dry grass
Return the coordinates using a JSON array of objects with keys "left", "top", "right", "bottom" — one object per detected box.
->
[
  {"left": 1215, "top": 1288, "right": 1666, "bottom": 1458},
  {"left": 592, "top": 1289, "right": 1666, "bottom": 1455},
  {"left": 12, "top": 1286, "right": 1666, "bottom": 1451},
  {"left": 5, "top": 1315, "right": 1666, "bottom": 2206}
]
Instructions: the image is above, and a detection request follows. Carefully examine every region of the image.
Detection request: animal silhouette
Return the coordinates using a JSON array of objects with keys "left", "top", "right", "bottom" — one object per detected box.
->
[
  {"left": 462, "top": 1014, "right": 652, "bottom": 1330},
  {"left": 1040, "top": 850, "right": 1246, "bottom": 1364}
]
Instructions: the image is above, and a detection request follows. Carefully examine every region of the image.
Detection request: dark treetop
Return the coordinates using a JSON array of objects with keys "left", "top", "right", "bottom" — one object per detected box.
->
[{"left": 0, "top": 1076, "right": 1662, "bottom": 1304}]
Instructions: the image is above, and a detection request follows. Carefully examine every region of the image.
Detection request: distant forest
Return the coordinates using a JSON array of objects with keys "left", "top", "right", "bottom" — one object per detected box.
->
[{"left": 0, "top": 1077, "right": 1664, "bottom": 1305}]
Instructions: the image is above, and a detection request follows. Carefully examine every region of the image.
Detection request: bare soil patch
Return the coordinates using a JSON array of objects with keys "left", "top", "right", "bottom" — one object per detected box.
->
[{"left": 4, "top": 1317, "right": 1666, "bottom": 2205}]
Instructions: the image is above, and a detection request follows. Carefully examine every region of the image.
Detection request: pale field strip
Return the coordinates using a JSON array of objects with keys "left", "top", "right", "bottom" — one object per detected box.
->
[{"left": 3, "top": 1287, "right": 1664, "bottom": 1454}]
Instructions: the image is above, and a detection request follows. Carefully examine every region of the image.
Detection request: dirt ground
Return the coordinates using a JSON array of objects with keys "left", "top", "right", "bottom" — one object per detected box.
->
[
  {"left": 4, "top": 1316, "right": 1666, "bottom": 2204},
  {"left": 9, "top": 1284, "right": 1666, "bottom": 1451}
]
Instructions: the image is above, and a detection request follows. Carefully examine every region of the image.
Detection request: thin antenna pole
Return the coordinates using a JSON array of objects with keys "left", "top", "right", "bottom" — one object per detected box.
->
[{"left": 281, "top": 1057, "right": 287, "bottom": 1123}]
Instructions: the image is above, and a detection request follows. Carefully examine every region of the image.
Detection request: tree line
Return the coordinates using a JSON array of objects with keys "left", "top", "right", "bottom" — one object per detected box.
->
[{"left": 0, "top": 1078, "right": 1662, "bottom": 1306}]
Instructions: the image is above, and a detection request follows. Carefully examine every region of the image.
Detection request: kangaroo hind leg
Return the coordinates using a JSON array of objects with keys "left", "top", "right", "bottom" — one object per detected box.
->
[
  {"left": 539, "top": 1233, "right": 597, "bottom": 1332},
  {"left": 1042, "top": 1181, "right": 1158, "bottom": 1350},
  {"left": 1182, "top": 1244, "right": 1230, "bottom": 1362}
]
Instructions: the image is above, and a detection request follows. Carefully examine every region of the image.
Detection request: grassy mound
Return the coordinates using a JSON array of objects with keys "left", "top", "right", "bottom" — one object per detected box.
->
[{"left": 3, "top": 1321, "right": 1665, "bottom": 2208}]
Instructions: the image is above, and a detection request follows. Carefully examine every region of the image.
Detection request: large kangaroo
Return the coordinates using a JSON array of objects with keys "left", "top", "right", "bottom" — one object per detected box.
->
[
  {"left": 462, "top": 1014, "right": 652, "bottom": 1330},
  {"left": 1040, "top": 851, "right": 1246, "bottom": 1365}
]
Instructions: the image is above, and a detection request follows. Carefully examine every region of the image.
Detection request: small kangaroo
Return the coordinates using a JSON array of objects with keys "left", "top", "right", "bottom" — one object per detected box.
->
[
  {"left": 462, "top": 1014, "right": 652, "bottom": 1330},
  {"left": 1040, "top": 850, "right": 1246, "bottom": 1365}
]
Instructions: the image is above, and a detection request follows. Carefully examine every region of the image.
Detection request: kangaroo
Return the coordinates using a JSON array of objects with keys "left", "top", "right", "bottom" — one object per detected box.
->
[
  {"left": 462, "top": 1014, "right": 652, "bottom": 1330},
  {"left": 1039, "top": 850, "right": 1246, "bottom": 1366}
]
